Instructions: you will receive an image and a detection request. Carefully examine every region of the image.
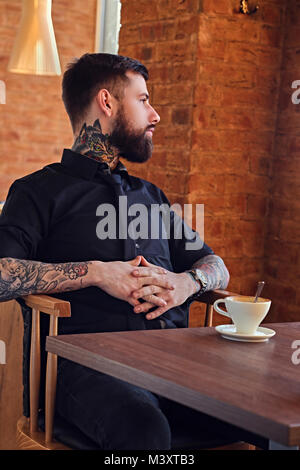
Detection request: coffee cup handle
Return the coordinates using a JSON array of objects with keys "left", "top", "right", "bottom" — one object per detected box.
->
[{"left": 213, "top": 299, "right": 231, "bottom": 318}]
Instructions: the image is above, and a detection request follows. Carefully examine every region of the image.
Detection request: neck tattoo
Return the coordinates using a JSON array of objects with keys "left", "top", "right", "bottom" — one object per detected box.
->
[{"left": 72, "top": 119, "right": 119, "bottom": 170}]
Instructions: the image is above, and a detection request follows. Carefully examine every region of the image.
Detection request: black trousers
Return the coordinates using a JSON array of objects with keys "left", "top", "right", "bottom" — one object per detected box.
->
[{"left": 55, "top": 358, "right": 247, "bottom": 450}]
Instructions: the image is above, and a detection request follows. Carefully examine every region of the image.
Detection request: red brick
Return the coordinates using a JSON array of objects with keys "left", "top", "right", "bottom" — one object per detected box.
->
[
  {"left": 121, "top": 0, "right": 159, "bottom": 24},
  {"left": 257, "top": 45, "right": 283, "bottom": 68},
  {"left": 259, "top": 4, "right": 284, "bottom": 26},
  {"left": 225, "top": 42, "right": 259, "bottom": 67},
  {"left": 271, "top": 175, "right": 300, "bottom": 200},
  {"left": 259, "top": 25, "right": 282, "bottom": 48},
  {"left": 155, "top": 125, "right": 192, "bottom": 148},
  {"left": 187, "top": 172, "right": 221, "bottom": 195},
  {"left": 153, "top": 83, "right": 194, "bottom": 105},
  {"left": 265, "top": 238, "right": 298, "bottom": 265},
  {"left": 221, "top": 87, "right": 277, "bottom": 111},
  {"left": 166, "top": 151, "right": 191, "bottom": 170},
  {"left": 272, "top": 154, "right": 300, "bottom": 176},
  {"left": 191, "top": 151, "right": 249, "bottom": 175},
  {"left": 140, "top": 23, "right": 166, "bottom": 43},
  {"left": 156, "top": 37, "right": 196, "bottom": 62},
  {"left": 199, "top": 16, "right": 260, "bottom": 45},
  {"left": 202, "top": 0, "right": 233, "bottom": 15},
  {"left": 191, "top": 130, "right": 220, "bottom": 152},
  {"left": 157, "top": 0, "right": 199, "bottom": 18},
  {"left": 279, "top": 220, "right": 300, "bottom": 244},
  {"left": 171, "top": 62, "right": 197, "bottom": 82},
  {"left": 118, "top": 24, "right": 141, "bottom": 45},
  {"left": 171, "top": 107, "right": 192, "bottom": 125},
  {"left": 194, "top": 84, "right": 223, "bottom": 106},
  {"left": 198, "top": 62, "right": 257, "bottom": 88},
  {"left": 247, "top": 194, "right": 268, "bottom": 219},
  {"left": 198, "top": 40, "right": 226, "bottom": 61},
  {"left": 249, "top": 154, "right": 271, "bottom": 176}
]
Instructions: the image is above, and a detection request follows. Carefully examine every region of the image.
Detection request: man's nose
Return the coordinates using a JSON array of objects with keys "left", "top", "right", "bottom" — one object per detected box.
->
[{"left": 150, "top": 106, "right": 160, "bottom": 124}]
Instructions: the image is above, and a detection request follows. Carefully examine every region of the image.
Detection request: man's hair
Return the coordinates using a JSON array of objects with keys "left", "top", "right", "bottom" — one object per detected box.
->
[{"left": 62, "top": 53, "right": 148, "bottom": 132}]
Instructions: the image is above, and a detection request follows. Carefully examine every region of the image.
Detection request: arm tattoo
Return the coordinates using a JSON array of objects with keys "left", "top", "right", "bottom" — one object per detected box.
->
[
  {"left": 192, "top": 254, "right": 230, "bottom": 291},
  {"left": 72, "top": 119, "right": 119, "bottom": 169},
  {"left": 0, "top": 258, "right": 92, "bottom": 302}
]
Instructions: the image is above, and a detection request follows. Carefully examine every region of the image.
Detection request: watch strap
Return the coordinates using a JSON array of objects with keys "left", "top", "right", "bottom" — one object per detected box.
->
[
  {"left": 187, "top": 269, "right": 207, "bottom": 297},
  {"left": 187, "top": 271, "right": 201, "bottom": 294}
]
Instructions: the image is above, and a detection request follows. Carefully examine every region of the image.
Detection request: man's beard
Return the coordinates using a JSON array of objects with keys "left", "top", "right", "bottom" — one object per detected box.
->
[{"left": 109, "top": 109, "right": 154, "bottom": 163}]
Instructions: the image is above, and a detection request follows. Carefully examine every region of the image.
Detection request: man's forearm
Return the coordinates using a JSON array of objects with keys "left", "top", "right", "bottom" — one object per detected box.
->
[
  {"left": 0, "top": 257, "right": 96, "bottom": 302},
  {"left": 191, "top": 254, "right": 230, "bottom": 291}
]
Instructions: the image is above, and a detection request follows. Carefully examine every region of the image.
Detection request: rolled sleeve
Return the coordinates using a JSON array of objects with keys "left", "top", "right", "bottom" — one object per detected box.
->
[{"left": 169, "top": 210, "right": 214, "bottom": 273}]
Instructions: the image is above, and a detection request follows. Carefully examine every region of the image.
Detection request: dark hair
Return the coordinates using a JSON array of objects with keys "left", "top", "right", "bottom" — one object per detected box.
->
[{"left": 62, "top": 53, "right": 148, "bottom": 132}]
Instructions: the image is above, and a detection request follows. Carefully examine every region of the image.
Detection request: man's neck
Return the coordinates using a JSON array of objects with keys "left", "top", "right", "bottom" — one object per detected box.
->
[{"left": 72, "top": 119, "right": 120, "bottom": 170}]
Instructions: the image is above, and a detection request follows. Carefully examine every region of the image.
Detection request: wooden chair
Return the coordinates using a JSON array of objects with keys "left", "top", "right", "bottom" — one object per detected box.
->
[
  {"left": 16, "top": 294, "right": 71, "bottom": 450},
  {"left": 15, "top": 289, "right": 254, "bottom": 450}
]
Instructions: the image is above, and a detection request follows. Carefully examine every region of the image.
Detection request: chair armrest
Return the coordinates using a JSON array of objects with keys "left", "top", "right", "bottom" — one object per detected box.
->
[
  {"left": 192, "top": 289, "right": 238, "bottom": 327},
  {"left": 194, "top": 289, "right": 239, "bottom": 306},
  {"left": 22, "top": 294, "right": 71, "bottom": 317}
]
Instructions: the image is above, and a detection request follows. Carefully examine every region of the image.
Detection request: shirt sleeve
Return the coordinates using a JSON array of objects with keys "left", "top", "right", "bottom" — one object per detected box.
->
[
  {"left": 0, "top": 180, "right": 47, "bottom": 260},
  {"left": 158, "top": 189, "right": 215, "bottom": 273}
]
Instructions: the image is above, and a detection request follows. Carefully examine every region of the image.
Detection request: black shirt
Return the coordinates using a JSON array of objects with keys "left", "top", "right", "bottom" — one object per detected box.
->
[{"left": 0, "top": 149, "right": 214, "bottom": 334}]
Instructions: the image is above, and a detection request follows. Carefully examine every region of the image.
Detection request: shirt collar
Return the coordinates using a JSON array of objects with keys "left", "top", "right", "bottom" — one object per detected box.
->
[{"left": 61, "top": 149, "right": 128, "bottom": 180}]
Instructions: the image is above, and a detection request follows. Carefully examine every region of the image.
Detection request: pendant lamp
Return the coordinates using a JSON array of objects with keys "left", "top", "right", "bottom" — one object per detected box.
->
[{"left": 8, "top": 0, "right": 61, "bottom": 76}]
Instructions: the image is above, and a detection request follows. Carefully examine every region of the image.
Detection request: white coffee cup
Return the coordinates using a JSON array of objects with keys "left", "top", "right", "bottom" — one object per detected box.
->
[{"left": 213, "top": 296, "right": 271, "bottom": 335}]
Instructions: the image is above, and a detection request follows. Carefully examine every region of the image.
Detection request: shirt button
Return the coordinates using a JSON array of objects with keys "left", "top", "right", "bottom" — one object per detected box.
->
[{"left": 135, "top": 242, "right": 140, "bottom": 249}]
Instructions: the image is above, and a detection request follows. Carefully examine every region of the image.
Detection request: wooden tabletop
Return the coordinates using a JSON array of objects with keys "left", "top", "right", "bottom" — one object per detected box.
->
[{"left": 46, "top": 322, "right": 300, "bottom": 447}]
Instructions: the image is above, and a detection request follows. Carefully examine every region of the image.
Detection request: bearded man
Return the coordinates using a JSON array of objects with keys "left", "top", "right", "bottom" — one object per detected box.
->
[{"left": 0, "top": 54, "right": 243, "bottom": 450}]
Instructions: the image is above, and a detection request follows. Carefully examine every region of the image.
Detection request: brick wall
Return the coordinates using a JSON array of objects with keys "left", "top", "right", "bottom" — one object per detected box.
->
[
  {"left": 264, "top": 0, "right": 300, "bottom": 322},
  {"left": 0, "top": 0, "right": 97, "bottom": 200},
  {"left": 190, "top": 0, "right": 287, "bottom": 323}
]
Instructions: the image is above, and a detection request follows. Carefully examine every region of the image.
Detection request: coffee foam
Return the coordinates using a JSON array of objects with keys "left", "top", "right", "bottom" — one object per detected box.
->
[{"left": 230, "top": 296, "right": 270, "bottom": 303}]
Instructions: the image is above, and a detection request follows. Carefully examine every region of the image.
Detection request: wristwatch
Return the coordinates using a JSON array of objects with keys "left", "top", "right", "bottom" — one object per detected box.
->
[{"left": 187, "top": 269, "right": 208, "bottom": 297}]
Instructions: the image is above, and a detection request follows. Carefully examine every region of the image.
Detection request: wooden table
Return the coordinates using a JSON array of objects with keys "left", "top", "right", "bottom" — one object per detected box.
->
[{"left": 46, "top": 322, "right": 300, "bottom": 450}]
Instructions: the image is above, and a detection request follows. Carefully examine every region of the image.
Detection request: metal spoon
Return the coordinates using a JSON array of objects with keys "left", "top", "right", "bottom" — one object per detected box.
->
[{"left": 254, "top": 281, "right": 265, "bottom": 303}]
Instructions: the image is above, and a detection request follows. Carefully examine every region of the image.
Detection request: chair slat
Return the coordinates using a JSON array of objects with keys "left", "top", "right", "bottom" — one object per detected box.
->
[
  {"left": 29, "top": 308, "right": 40, "bottom": 433},
  {"left": 45, "top": 315, "right": 58, "bottom": 443}
]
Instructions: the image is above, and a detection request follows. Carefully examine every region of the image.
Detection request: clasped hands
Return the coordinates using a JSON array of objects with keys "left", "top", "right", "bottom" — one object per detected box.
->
[{"left": 98, "top": 255, "right": 198, "bottom": 320}]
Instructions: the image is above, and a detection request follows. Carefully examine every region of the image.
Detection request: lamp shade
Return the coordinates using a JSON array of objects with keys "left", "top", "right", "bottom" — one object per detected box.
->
[{"left": 8, "top": 0, "right": 61, "bottom": 76}]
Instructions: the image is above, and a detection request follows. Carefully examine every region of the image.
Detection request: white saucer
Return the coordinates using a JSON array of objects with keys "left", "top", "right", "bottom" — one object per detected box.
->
[{"left": 215, "top": 324, "right": 276, "bottom": 343}]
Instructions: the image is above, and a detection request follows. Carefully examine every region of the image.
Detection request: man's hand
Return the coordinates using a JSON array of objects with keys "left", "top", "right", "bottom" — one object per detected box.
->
[
  {"left": 93, "top": 256, "right": 175, "bottom": 308},
  {"left": 131, "top": 257, "right": 198, "bottom": 320}
]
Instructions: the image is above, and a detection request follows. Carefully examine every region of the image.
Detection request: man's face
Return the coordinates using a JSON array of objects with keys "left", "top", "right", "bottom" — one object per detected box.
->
[{"left": 109, "top": 71, "right": 160, "bottom": 163}]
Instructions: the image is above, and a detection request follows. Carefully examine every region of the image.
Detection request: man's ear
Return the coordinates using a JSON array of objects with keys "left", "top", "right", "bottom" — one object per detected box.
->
[{"left": 95, "top": 89, "right": 114, "bottom": 117}]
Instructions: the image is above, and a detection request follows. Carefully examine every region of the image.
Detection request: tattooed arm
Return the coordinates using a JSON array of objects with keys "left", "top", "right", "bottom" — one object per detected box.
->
[
  {"left": 0, "top": 257, "right": 94, "bottom": 302},
  {"left": 0, "top": 256, "right": 172, "bottom": 307},
  {"left": 191, "top": 254, "right": 230, "bottom": 291}
]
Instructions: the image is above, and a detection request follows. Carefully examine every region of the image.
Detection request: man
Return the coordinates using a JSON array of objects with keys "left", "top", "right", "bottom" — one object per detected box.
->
[{"left": 0, "top": 54, "right": 236, "bottom": 449}]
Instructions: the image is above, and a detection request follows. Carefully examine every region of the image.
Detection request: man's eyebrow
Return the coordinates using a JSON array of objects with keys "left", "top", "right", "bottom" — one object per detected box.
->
[{"left": 139, "top": 92, "right": 149, "bottom": 100}]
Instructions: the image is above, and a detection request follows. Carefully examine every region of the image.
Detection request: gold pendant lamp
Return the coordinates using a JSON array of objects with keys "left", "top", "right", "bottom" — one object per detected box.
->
[{"left": 8, "top": 0, "right": 61, "bottom": 76}]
